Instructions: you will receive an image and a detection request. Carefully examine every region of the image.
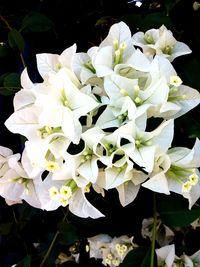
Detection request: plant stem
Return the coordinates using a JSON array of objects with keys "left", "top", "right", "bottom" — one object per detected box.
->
[
  {"left": 0, "top": 15, "right": 26, "bottom": 68},
  {"left": 39, "top": 231, "right": 59, "bottom": 267},
  {"left": 20, "top": 53, "right": 26, "bottom": 68},
  {"left": 39, "top": 210, "right": 69, "bottom": 267},
  {"left": 150, "top": 193, "right": 157, "bottom": 267},
  {"left": 0, "top": 15, "right": 12, "bottom": 31}
]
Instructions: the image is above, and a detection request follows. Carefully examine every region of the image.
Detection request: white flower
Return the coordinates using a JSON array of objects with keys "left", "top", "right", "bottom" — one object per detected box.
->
[
  {"left": 156, "top": 244, "right": 176, "bottom": 267},
  {"left": 73, "top": 46, "right": 100, "bottom": 85},
  {"left": 76, "top": 127, "right": 105, "bottom": 184},
  {"left": 3, "top": 20, "right": 200, "bottom": 219},
  {"left": 5, "top": 105, "right": 41, "bottom": 140},
  {"left": 13, "top": 68, "right": 37, "bottom": 111},
  {"left": 35, "top": 172, "right": 104, "bottom": 218},
  {"left": 5, "top": 68, "right": 99, "bottom": 144},
  {"left": 190, "top": 250, "right": 200, "bottom": 266},
  {"left": 95, "top": 128, "right": 136, "bottom": 189},
  {"left": 116, "top": 173, "right": 147, "bottom": 207},
  {"left": 141, "top": 217, "right": 174, "bottom": 246},
  {"left": 36, "top": 69, "right": 99, "bottom": 143},
  {"left": 159, "top": 84, "right": 200, "bottom": 119},
  {"left": 92, "top": 21, "right": 136, "bottom": 77},
  {"left": 88, "top": 234, "right": 135, "bottom": 267},
  {"left": 143, "top": 139, "right": 200, "bottom": 208},
  {"left": 0, "top": 148, "right": 41, "bottom": 208},
  {"left": 132, "top": 25, "right": 192, "bottom": 61},
  {"left": 68, "top": 188, "right": 104, "bottom": 218},
  {"left": 88, "top": 234, "right": 113, "bottom": 259},
  {"left": 36, "top": 44, "right": 78, "bottom": 80},
  {"left": 167, "top": 139, "right": 200, "bottom": 208},
  {"left": 103, "top": 155, "right": 135, "bottom": 190},
  {"left": 24, "top": 132, "right": 69, "bottom": 175},
  {"left": 116, "top": 119, "right": 174, "bottom": 173}
]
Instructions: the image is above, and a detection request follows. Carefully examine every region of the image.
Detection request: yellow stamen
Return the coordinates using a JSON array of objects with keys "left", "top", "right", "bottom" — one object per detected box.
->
[
  {"left": 60, "top": 185, "right": 72, "bottom": 199},
  {"left": 182, "top": 181, "right": 192, "bottom": 192},
  {"left": 49, "top": 186, "right": 59, "bottom": 200},
  {"left": 46, "top": 161, "right": 60, "bottom": 172},
  {"left": 189, "top": 173, "right": 199, "bottom": 185},
  {"left": 170, "top": 75, "right": 182, "bottom": 87}
]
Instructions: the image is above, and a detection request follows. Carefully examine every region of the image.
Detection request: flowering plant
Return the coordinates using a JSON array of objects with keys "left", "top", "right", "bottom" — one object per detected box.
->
[{"left": 1, "top": 20, "right": 200, "bottom": 267}]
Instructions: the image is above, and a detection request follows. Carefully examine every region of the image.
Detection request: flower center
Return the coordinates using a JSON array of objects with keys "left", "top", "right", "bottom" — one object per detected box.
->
[
  {"left": 166, "top": 165, "right": 199, "bottom": 192},
  {"left": 37, "top": 126, "right": 62, "bottom": 138},
  {"left": 144, "top": 33, "right": 155, "bottom": 44},
  {"left": 113, "top": 39, "right": 127, "bottom": 66},
  {"left": 84, "top": 60, "right": 96, "bottom": 74}
]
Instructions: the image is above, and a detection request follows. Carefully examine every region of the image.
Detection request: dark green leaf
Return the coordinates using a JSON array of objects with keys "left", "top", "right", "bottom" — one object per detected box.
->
[
  {"left": 57, "top": 222, "right": 78, "bottom": 246},
  {"left": 0, "top": 72, "right": 9, "bottom": 84},
  {"left": 189, "top": 121, "right": 200, "bottom": 138},
  {"left": 157, "top": 196, "right": 200, "bottom": 227},
  {"left": 120, "top": 247, "right": 149, "bottom": 267},
  {"left": 16, "top": 255, "right": 31, "bottom": 267},
  {"left": 3, "top": 72, "right": 20, "bottom": 87},
  {"left": 141, "top": 246, "right": 151, "bottom": 267},
  {"left": 0, "top": 72, "right": 20, "bottom": 95},
  {"left": 95, "top": 16, "right": 117, "bottom": 26},
  {"left": 0, "top": 222, "right": 13, "bottom": 235},
  {"left": 8, "top": 29, "right": 25, "bottom": 52},
  {"left": 140, "top": 12, "right": 172, "bottom": 31},
  {"left": 0, "top": 87, "right": 20, "bottom": 96},
  {"left": 22, "top": 12, "right": 53, "bottom": 32},
  {"left": 174, "top": 56, "right": 200, "bottom": 90},
  {"left": 122, "top": 12, "right": 172, "bottom": 32}
]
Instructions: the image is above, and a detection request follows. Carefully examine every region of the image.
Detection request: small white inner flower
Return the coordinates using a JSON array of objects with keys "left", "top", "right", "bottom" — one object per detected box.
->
[
  {"left": 112, "top": 258, "right": 120, "bottom": 266},
  {"left": 189, "top": 173, "right": 199, "bottom": 185},
  {"left": 49, "top": 186, "right": 59, "bottom": 200},
  {"left": 60, "top": 185, "right": 72, "bottom": 199},
  {"left": 182, "top": 181, "right": 192, "bottom": 193},
  {"left": 170, "top": 75, "right": 182, "bottom": 87},
  {"left": 46, "top": 161, "right": 60, "bottom": 172}
]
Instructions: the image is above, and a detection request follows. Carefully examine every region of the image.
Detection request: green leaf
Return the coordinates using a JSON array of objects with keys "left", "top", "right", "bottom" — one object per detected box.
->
[
  {"left": 16, "top": 255, "right": 31, "bottom": 267},
  {"left": 57, "top": 222, "right": 78, "bottom": 246},
  {"left": 3, "top": 72, "right": 20, "bottom": 87},
  {"left": 157, "top": 195, "right": 200, "bottom": 227},
  {"left": 8, "top": 29, "right": 25, "bottom": 52},
  {"left": 0, "top": 222, "right": 13, "bottom": 235},
  {"left": 0, "top": 72, "right": 21, "bottom": 95},
  {"left": 140, "top": 12, "right": 172, "bottom": 31},
  {"left": 95, "top": 16, "right": 117, "bottom": 26},
  {"left": 174, "top": 56, "right": 200, "bottom": 90},
  {"left": 141, "top": 247, "right": 151, "bottom": 267},
  {"left": 0, "top": 72, "right": 9, "bottom": 84},
  {"left": 189, "top": 121, "right": 200, "bottom": 138},
  {"left": 22, "top": 12, "right": 53, "bottom": 32},
  {"left": 120, "top": 247, "right": 149, "bottom": 267},
  {"left": 122, "top": 12, "right": 172, "bottom": 32}
]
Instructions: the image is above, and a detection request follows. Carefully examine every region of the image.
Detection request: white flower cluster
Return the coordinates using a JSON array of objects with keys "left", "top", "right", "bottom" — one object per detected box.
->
[
  {"left": 156, "top": 244, "right": 200, "bottom": 267},
  {"left": 88, "top": 234, "right": 135, "bottom": 267},
  {"left": 1, "top": 21, "right": 200, "bottom": 218},
  {"left": 141, "top": 217, "right": 174, "bottom": 246}
]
